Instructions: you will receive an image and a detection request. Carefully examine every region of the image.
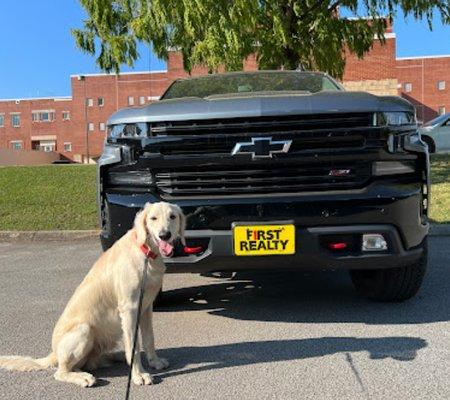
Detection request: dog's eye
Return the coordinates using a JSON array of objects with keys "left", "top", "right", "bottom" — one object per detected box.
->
[
  {"left": 170, "top": 214, "right": 176, "bottom": 220},
  {"left": 150, "top": 216, "right": 157, "bottom": 221}
]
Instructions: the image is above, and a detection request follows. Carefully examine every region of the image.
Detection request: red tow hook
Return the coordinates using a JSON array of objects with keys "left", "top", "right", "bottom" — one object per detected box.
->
[
  {"left": 328, "top": 242, "right": 348, "bottom": 250},
  {"left": 183, "top": 246, "right": 204, "bottom": 255}
]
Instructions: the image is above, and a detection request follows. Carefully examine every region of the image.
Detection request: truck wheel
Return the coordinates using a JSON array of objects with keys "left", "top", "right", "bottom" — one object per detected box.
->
[
  {"left": 350, "top": 238, "right": 428, "bottom": 302},
  {"left": 422, "top": 136, "right": 435, "bottom": 153}
]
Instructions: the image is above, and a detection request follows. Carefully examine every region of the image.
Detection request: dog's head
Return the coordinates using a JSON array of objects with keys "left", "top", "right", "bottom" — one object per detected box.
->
[{"left": 134, "top": 202, "right": 186, "bottom": 257}]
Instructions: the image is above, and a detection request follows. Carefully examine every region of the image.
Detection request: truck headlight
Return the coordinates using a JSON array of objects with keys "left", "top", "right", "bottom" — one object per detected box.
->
[
  {"left": 108, "top": 123, "right": 148, "bottom": 139},
  {"left": 376, "top": 112, "right": 416, "bottom": 126},
  {"left": 387, "top": 130, "right": 421, "bottom": 153}
]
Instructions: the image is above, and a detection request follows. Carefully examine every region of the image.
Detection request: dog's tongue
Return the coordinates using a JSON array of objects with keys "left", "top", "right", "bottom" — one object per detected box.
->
[{"left": 158, "top": 241, "right": 174, "bottom": 257}]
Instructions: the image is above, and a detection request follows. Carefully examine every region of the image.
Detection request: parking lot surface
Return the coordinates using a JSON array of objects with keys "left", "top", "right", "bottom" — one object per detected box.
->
[{"left": 0, "top": 237, "right": 449, "bottom": 400}]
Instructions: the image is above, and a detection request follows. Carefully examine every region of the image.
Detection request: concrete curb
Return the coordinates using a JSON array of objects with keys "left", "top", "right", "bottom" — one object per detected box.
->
[
  {"left": 0, "top": 230, "right": 100, "bottom": 242},
  {"left": 0, "top": 225, "right": 449, "bottom": 242},
  {"left": 429, "top": 224, "right": 450, "bottom": 236}
]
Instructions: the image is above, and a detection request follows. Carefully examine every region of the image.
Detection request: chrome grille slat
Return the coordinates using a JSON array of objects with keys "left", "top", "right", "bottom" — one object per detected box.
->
[
  {"left": 151, "top": 113, "right": 374, "bottom": 135},
  {"left": 155, "top": 163, "right": 370, "bottom": 197},
  {"left": 156, "top": 166, "right": 355, "bottom": 178},
  {"left": 156, "top": 175, "right": 357, "bottom": 187},
  {"left": 157, "top": 181, "right": 364, "bottom": 195}
]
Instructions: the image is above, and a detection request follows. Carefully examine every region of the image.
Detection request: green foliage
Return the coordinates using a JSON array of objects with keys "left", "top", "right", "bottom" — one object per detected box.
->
[{"left": 74, "top": 0, "right": 450, "bottom": 78}]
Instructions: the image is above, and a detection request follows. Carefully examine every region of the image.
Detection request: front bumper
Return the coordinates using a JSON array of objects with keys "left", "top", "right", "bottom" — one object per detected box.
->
[
  {"left": 100, "top": 180, "right": 428, "bottom": 273},
  {"left": 161, "top": 224, "right": 425, "bottom": 273}
]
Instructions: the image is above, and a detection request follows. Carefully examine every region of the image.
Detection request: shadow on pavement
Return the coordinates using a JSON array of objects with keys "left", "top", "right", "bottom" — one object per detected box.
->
[
  {"left": 159, "top": 240, "right": 450, "bottom": 325},
  {"left": 95, "top": 336, "right": 427, "bottom": 382}
]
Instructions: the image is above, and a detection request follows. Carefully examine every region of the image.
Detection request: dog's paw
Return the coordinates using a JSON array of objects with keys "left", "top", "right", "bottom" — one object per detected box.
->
[
  {"left": 132, "top": 372, "right": 153, "bottom": 386},
  {"left": 79, "top": 372, "right": 96, "bottom": 388},
  {"left": 54, "top": 371, "right": 96, "bottom": 388},
  {"left": 148, "top": 357, "right": 169, "bottom": 370}
]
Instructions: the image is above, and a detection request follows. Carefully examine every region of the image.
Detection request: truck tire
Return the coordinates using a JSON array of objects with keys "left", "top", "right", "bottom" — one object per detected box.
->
[{"left": 350, "top": 238, "right": 428, "bottom": 302}]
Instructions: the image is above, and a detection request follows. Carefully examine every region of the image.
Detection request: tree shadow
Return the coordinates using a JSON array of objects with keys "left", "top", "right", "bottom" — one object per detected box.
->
[{"left": 158, "top": 239, "right": 450, "bottom": 325}]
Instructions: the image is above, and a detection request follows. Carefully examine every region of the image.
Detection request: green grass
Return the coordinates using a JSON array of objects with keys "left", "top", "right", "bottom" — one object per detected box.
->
[
  {"left": 0, "top": 156, "right": 450, "bottom": 231},
  {"left": 0, "top": 165, "right": 97, "bottom": 230},
  {"left": 430, "top": 154, "right": 450, "bottom": 224}
]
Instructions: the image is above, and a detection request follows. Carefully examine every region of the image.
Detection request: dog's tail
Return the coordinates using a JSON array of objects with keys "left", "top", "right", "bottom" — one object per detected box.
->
[{"left": 0, "top": 353, "right": 57, "bottom": 372}]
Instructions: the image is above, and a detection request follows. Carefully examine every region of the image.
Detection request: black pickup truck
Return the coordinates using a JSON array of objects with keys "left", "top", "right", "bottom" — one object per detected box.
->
[{"left": 98, "top": 71, "right": 429, "bottom": 302}]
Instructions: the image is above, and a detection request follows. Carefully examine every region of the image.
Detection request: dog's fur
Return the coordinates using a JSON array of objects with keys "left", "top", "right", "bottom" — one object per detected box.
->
[{"left": 0, "top": 202, "right": 185, "bottom": 387}]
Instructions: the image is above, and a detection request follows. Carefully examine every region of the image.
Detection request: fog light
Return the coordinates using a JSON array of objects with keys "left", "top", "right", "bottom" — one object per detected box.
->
[{"left": 362, "top": 234, "right": 387, "bottom": 251}]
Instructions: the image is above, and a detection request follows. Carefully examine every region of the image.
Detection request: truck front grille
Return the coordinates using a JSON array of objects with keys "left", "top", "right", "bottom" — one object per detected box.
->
[
  {"left": 147, "top": 112, "right": 385, "bottom": 157},
  {"left": 155, "top": 131, "right": 373, "bottom": 156},
  {"left": 150, "top": 112, "right": 374, "bottom": 136},
  {"left": 155, "top": 162, "right": 371, "bottom": 197}
]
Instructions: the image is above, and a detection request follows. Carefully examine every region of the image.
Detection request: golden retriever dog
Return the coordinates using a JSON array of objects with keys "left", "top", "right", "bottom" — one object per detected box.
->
[{"left": 0, "top": 202, "right": 185, "bottom": 387}]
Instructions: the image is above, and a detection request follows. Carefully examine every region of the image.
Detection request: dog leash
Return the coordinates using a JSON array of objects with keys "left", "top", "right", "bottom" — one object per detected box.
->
[
  {"left": 125, "top": 249, "right": 153, "bottom": 400},
  {"left": 125, "top": 242, "right": 203, "bottom": 399}
]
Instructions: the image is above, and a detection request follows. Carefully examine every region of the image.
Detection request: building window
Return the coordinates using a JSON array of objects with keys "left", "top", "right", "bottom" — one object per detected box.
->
[
  {"left": 404, "top": 82, "right": 412, "bottom": 93},
  {"left": 64, "top": 142, "right": 72, "bottom": 152},
  {"left": 86, "top": 98, "right": 94, "bottom": 107},
  {"left": 62, "top": 111, "right": 70, "bottom": 121},
  {"left": 11, "top": 113, "right": 21, "bottom": 127},
  {"left": 98, "top": 97, "right": 104, "bottom": 107},
  {"left": 32, "top": 110, "right": 55, "bottom": 122},
  {"left": 39, "top": 140, "right": 56, "bottom": 152},
  {"left": 438, "top": 81, "right": 446, "bottom": 91},
  {"left": 439, "top": 106, "right": 446, "bottom": 115},
  {"left": 139, "top": 96, "right": 146, "bottom": 105},
  {"left": 128, "top": 96, "right": 135, "bottom": 106},
  {"left": 88, "top": 122, "right": 94, "bottom": 131},
  {"left": 10, "top": 140, "right": 23, "bottom": 150},
  {"left": 99, "top": 122, "right": 106, "bottom": 131},
  {"left": 0, "top": 114, "right": 4, "bottom": 127}
]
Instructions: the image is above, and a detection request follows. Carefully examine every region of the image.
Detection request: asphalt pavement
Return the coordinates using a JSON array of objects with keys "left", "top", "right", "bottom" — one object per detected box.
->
[{"left": 0, "top": 237, "right": 449, "bottom": 400}]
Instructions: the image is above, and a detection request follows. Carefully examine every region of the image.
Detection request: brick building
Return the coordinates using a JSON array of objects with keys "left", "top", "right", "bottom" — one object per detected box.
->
[
  {"left": 1, "top": 24, "right": 449, "bottom": 162},
  {"left": 397, "top": 55, "right": 450, "bottom": 122}
]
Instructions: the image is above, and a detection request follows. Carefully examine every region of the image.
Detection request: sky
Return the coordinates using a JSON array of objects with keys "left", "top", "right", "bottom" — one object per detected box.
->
[{"left": 0, "top": 1, "right": 449, "bottom": 99}]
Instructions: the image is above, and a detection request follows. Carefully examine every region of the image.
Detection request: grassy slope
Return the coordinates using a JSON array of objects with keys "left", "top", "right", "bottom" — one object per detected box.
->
[
  {"left": 0, "top": 165, "right": 97, "bottom": 230},
  {"left": 0, "top": 156, "right": 449, "bottom": 230},
  {"left": 429, "top": 154, "right": 450, "bottom": 224}
]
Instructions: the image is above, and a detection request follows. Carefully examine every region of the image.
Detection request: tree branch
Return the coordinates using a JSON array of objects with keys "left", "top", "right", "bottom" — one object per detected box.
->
[{"left": 298, "top": 0, "right": 334, "bottom": 21}]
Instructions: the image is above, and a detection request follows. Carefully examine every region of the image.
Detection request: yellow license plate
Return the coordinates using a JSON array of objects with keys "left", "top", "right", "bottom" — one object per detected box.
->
[{"left": 233, "top": 224, "right": 296, "bottom": 256}]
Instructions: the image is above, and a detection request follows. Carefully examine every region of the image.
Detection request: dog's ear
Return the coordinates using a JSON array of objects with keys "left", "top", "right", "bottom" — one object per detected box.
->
[
  {"left": 134, "top": 203, "right": 152, "bottom": 245},
  {"left": 175, "top": 205, "right": 186, "bottom": 246}
]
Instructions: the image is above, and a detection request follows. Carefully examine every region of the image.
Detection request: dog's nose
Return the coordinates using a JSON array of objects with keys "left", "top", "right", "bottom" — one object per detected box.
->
[{"left": 159, "top": 231, "right": 171, "bottom": 241}]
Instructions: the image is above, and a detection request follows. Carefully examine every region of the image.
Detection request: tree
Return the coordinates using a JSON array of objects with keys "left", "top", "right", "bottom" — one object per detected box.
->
[{"left": 73, "top": 0, "right": 450, "bottom": 78}]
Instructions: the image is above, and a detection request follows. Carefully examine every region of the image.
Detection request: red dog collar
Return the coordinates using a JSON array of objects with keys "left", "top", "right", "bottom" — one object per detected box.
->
[{"left": 140, "top": 244, "right": 158, "bottom": 260}]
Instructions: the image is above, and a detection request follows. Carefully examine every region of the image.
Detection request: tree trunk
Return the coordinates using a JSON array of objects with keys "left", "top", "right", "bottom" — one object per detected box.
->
[
  {"left": 283, "top": 47, "right": 298, "bottom": 70},
  {"left": 283, "top": 3, "right": 298, "bottom": 70}
]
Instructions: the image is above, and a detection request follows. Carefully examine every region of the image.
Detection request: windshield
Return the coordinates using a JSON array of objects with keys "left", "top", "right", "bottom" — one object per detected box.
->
[
  {"left": 423, "top": 113, "right": 450, "bottom": 127},
  {"left": 161, "top": 71, "right": 342, "bottom": 100}
]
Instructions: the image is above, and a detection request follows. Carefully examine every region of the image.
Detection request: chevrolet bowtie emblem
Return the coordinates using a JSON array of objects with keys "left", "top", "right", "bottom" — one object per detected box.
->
[{"left": 231, "top": 137, "right": 292, "bottom": 159}]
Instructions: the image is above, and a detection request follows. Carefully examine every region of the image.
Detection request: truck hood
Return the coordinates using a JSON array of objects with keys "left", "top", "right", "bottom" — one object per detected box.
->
[{"left": 108, "top": 91, "right": 413, "bottom": 125}]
